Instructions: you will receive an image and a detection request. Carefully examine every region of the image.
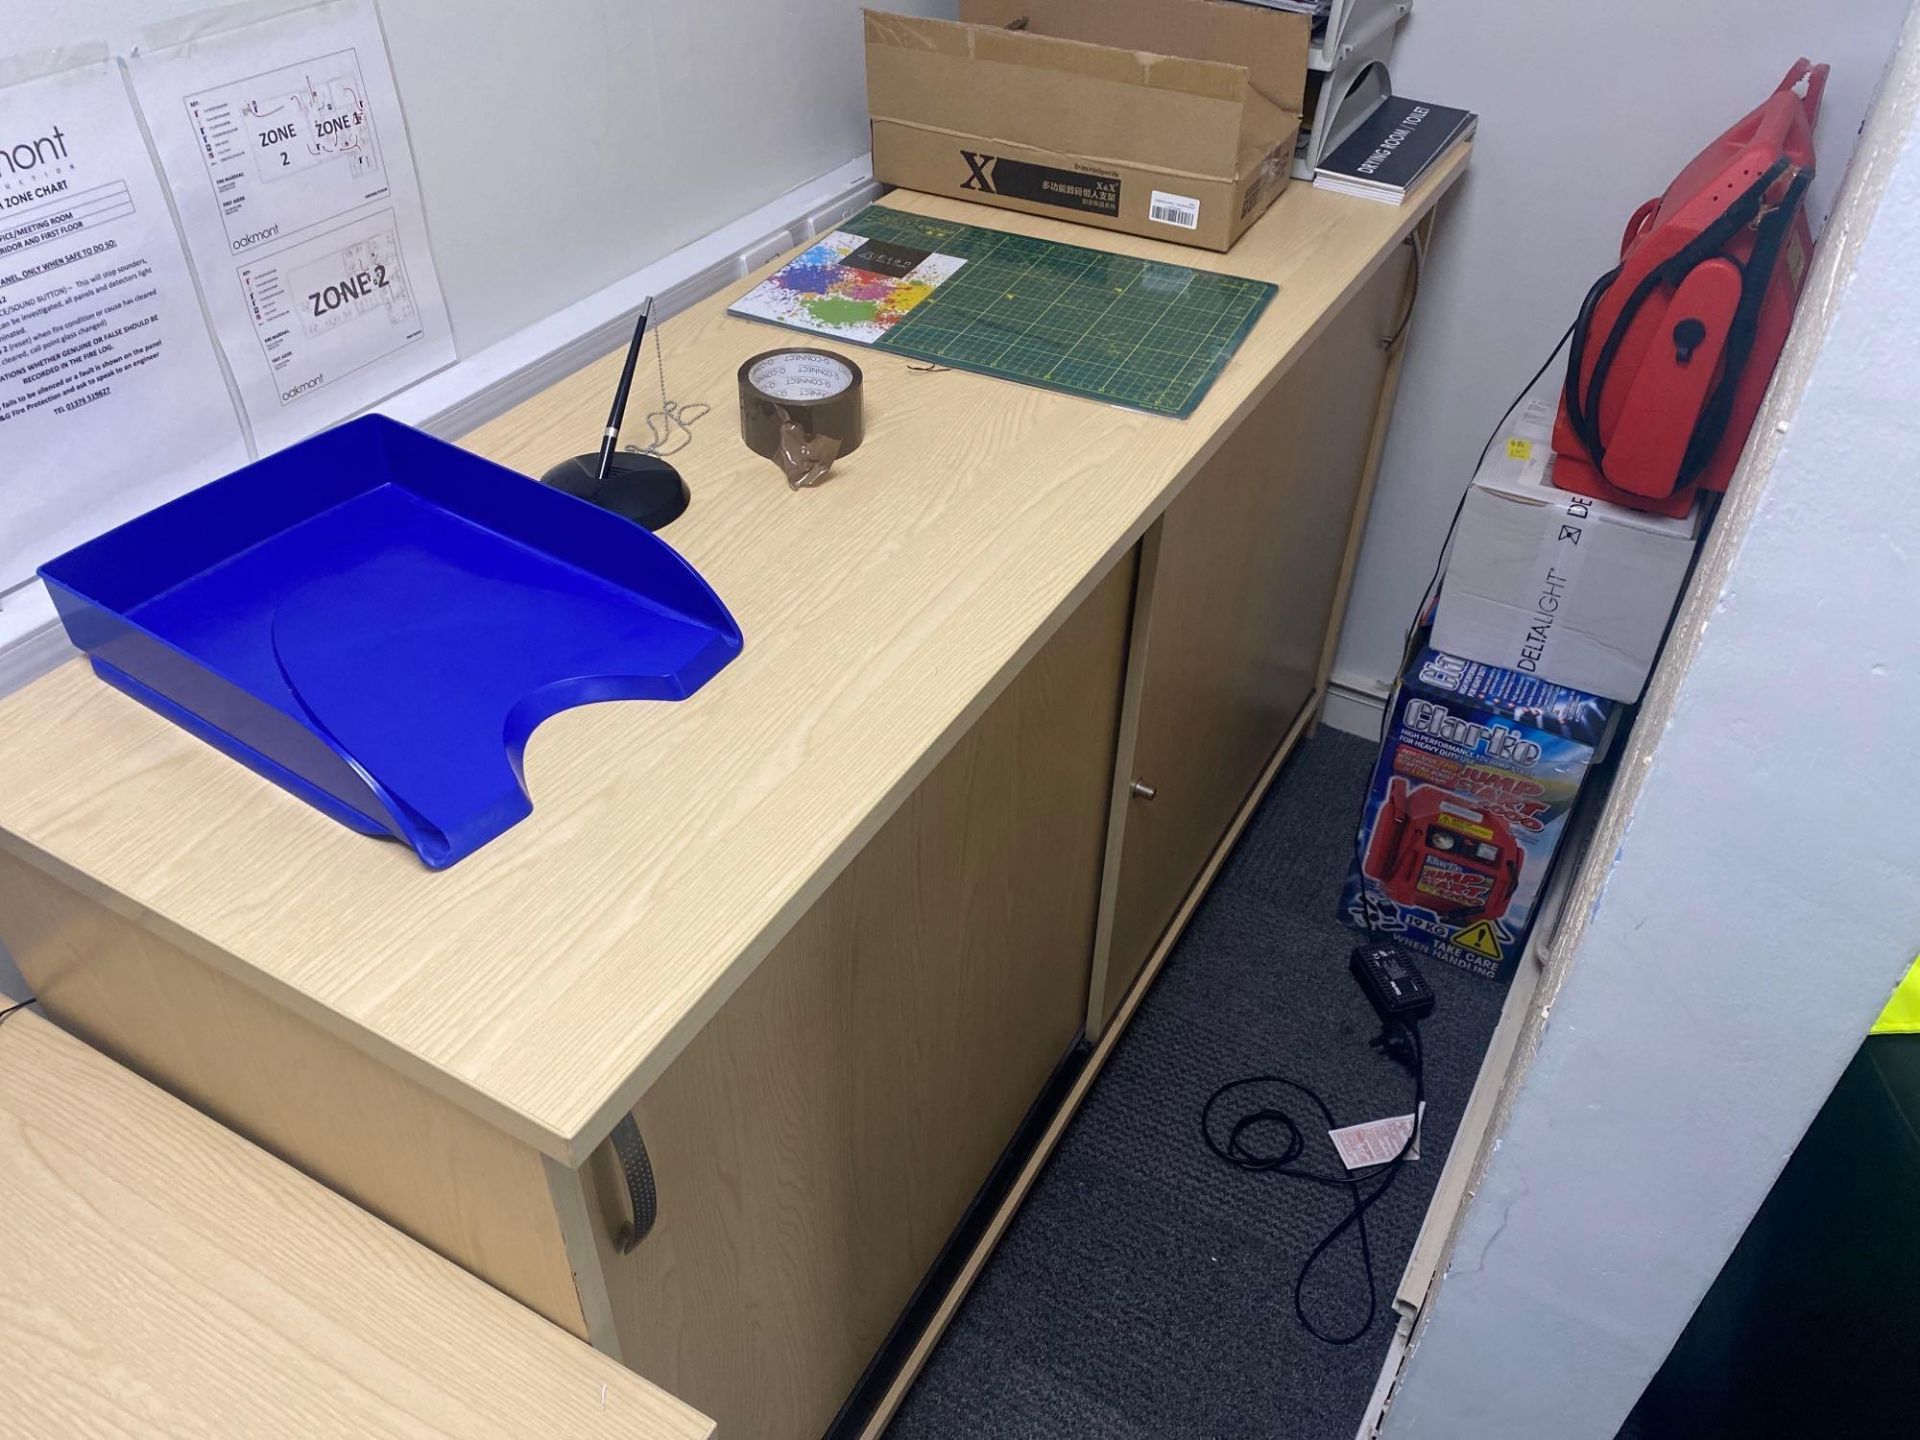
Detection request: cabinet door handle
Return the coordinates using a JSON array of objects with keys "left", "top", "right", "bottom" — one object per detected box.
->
[
  {"left": 610, "top": 1113, "right": 658, "bottom": 1254},
  {"left": 1130, "top": 780, "right": 1157, "bottom": 801}
]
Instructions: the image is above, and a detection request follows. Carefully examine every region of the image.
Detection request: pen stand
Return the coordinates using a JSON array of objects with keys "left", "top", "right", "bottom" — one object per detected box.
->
[{"left": 541, "top": 452, "right": 688, "bottom": 532}]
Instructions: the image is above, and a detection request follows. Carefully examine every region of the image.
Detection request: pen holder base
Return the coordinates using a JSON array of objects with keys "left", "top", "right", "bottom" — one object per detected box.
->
[{"left": 540, "top": 452, "right": 688, "bottom": 531}]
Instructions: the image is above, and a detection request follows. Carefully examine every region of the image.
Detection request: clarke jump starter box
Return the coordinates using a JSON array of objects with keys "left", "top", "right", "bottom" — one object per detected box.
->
[{"left": 1339, "top": 633, "right": 1616, "bottom": 982}]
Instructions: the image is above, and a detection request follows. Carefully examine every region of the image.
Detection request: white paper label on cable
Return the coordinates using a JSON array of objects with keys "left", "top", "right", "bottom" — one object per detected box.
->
[
  {"left": 128, "top": 0, "right": 453, "bottom": 454},
  {"left": 1149, "top": 189, "right": 1201, "bottom": 230},
  {"left": 0, "top": 58, "right": 249, "bottom": 590},
  {"left": 1329, "top": 1101, "right": 1425, "bottom": 1171}
]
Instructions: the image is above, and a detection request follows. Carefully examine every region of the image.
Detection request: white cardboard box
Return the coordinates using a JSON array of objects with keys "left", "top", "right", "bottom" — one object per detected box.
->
[{"left": 1432, "top": 373, "right": 1704, "bottom": 703}]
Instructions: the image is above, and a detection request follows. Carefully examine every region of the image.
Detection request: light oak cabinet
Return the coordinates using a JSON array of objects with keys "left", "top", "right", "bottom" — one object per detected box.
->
[
  {"left": 0, "top": 171, "right": 1459, "bottom": 1440},
  {"left": 1094, "top": 244, "right": 1414, "bottom": 1029},
  {"left": 0, "top": 1012, "right": 713, "bottom": 1440},
  {"left": 0, "top": 555, "right": 1135, "bottom": 1440},
  {"left": 577, "top": 556, "right": 1134, "bottom": 1437}
]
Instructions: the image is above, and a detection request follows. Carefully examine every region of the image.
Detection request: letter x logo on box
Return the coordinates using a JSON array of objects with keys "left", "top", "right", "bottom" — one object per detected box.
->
[{"left": 961, "top": 151, "right": 999, "bottom": 193}]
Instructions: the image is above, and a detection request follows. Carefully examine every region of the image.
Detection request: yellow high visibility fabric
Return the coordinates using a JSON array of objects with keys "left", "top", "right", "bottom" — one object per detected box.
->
[{"left": 1872, "top": 955, "right": 1920, "bottom": 1035}]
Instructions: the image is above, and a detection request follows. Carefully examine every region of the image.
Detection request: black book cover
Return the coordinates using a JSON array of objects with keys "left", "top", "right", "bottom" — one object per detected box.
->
[{"left": 1316, "top": 96, "right": 1476, "bottom": 192}]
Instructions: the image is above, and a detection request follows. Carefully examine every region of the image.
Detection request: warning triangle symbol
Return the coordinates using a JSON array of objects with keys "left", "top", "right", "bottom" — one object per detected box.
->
[{"left": 1453, "top": 919, "right": 1502, "bottom": 959}]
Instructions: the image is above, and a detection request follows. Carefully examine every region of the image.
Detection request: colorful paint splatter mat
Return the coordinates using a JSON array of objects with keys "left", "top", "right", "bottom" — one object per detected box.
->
[{"left": 726, "top": 205, "right": 1276, "bottom": 419}]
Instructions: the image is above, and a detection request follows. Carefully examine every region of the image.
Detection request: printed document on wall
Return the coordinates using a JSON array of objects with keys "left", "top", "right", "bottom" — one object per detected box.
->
[
  {"left": 0, "top": 58, "right": 248, "bottom": 591},
  {"left": 129, "top": 0, "right": 451, "bottom": 453}
]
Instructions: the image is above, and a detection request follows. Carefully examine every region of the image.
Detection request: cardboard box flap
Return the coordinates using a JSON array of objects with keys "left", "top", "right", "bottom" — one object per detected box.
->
[
  {"left": 1478, "top": 456, "right": 1704, "bottom": 540},
  {"left": 972, "top": 23, "right": 1248, "bottom": 103},
  {"left": 959, "top": 0, "right": 1308, "bottom": 116},
  {"left": 868, "top": 11, "right": 1246, "bottom": 101},
  {"left": 1237, "top": 89, "right": 1297, "bottom": 176},
  {"left": 867, "top": 11, "right": 1252, "bottom": 178}
]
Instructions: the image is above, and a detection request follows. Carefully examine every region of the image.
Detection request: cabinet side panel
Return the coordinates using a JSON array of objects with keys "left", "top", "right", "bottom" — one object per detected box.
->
[
  {"left": 0, "top": 851, "right": 588, "bottom": 1338},
  {"left": 585, "top": 555, "right": 1136, "bottom": 1440}
]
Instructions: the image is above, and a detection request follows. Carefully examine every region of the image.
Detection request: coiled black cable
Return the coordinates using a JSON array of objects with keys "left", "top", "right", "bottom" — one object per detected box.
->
[{"left": 1200, "top": 1020, "right": 1424, "bottom": 1345}]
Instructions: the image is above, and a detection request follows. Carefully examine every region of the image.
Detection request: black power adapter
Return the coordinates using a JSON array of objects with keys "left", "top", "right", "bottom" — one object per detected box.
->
[{"left": 1349, "top": 940, "right": 1435, "bottom": 1023}]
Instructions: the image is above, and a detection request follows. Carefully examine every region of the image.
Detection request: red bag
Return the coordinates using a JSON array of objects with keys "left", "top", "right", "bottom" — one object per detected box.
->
[{"left": 1552, "top": 61, "right": 1826, "bottom": 516}]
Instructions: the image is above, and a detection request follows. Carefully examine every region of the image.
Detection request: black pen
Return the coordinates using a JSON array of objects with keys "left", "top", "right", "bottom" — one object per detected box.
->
[{"left": 595, "top": 296, "right": 654, "bottom": 482}]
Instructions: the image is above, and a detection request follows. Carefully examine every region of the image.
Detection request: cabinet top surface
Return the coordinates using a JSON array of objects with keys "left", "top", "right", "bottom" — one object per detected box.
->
[
  {"left": 0, "top": 155, "right": 1464, "bottom": 1161},
  {"left": 0, "top": 1008, "right": 713, "bottom": 1437}
]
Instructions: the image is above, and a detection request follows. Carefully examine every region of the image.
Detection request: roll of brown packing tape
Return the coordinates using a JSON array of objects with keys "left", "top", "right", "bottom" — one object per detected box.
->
[{"left": 738, "top": 348, "right": 864, "bottom": 487}]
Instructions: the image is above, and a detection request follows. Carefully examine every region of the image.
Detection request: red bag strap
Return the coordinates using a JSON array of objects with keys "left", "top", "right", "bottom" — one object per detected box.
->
[{"left": 1620, "top": 197, "right": 1661, "bottom": 259}]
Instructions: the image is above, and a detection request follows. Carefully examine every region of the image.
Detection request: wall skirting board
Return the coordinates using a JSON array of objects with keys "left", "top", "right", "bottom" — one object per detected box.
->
[
  {"left": 1319, "top": 674, "right": 1391, "bottom": 739},
  {"left": 0, "top": 157, "right": 884, "bottom": 699},
  {"left": 0, "top": 607, "right": 70, "bottom": 701}
]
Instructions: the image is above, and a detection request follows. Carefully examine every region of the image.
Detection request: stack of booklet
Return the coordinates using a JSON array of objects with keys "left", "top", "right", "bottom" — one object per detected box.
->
[{"left": 1313, "top": 95, "right": 1477, "bottom": 204}]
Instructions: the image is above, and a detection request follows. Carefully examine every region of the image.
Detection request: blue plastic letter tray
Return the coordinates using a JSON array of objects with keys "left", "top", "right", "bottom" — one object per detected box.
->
[{"left": 40, "top": 415, "right": 742, "bottom": 868}]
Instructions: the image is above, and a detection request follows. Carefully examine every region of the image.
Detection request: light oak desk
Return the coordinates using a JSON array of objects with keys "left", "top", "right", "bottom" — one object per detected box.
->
[
  {"left": 0, "top": 1007, "right": 712, "bottom": 1438},
  {"left": 0, "top": 154, "right": 1463, "bottom": 1438}
]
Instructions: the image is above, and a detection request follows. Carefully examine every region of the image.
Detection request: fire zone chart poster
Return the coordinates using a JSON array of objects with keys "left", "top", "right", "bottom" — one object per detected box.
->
[
  {"left": 129, "top": 0, "right": 451, "bottom": 452},
  {"left": 0, "top": 58, "right": 248, "bottom": 590}
]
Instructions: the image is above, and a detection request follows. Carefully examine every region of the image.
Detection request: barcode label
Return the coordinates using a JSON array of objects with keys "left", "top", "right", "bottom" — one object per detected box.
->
[{"left": 1149, "top": 190, "right": 1200, "bottom": 229}]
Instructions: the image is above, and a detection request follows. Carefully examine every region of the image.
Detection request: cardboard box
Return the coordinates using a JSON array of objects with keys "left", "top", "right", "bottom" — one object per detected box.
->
[
  {"left": 865, "top": 0, "right": 1309, "bottom": 251},
  {"left": 1432, "top": 369, "right": 1705, "bottom": 702},
  {"left": 1339, "top": 636, "right": 1615, "bottom": 982}
]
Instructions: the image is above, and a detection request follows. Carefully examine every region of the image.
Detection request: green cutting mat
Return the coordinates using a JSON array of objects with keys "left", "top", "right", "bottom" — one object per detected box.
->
[{"left": 804, "top": 206, "right": 1274, "bottom": 419}]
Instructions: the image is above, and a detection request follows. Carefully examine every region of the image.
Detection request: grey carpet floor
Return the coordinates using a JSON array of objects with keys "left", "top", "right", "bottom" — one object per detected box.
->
[{"left": 885, "top": 730, "right": 1513, "bottom": 1440}]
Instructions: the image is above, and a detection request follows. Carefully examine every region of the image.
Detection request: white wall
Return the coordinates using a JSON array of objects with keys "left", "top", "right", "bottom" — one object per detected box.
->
[
  {"left": 1384, "top": 7, "right": 1920, "bottom": 1431},
  {"left": 7, "top": 0, "right": 953, "bottom": 356},
  {"left": 1332, "top": 0, "right": 1911, "bottom": 695}
]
